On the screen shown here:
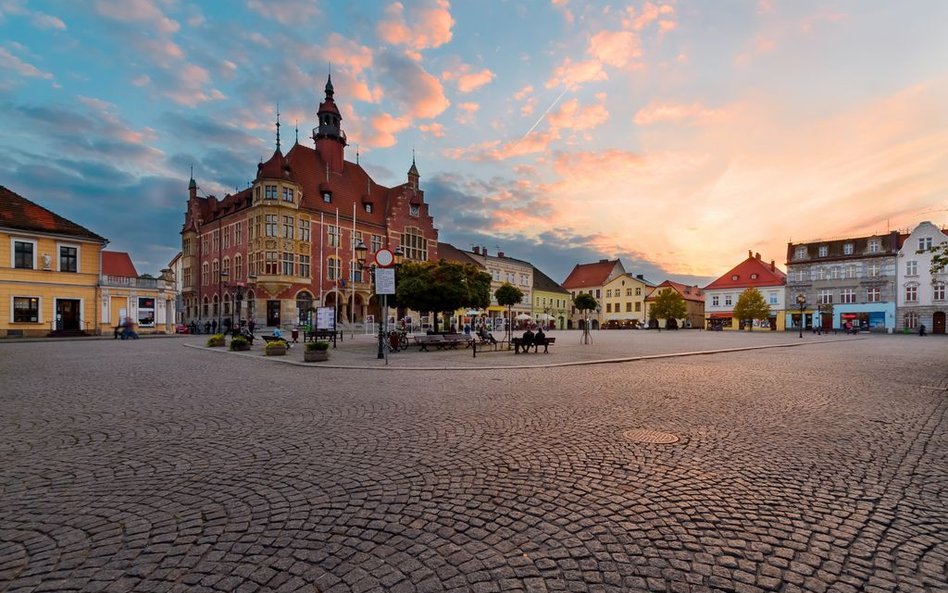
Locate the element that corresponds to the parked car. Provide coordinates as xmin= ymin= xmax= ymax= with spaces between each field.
xmin=174 ymin=324 xmax=190 ymax=334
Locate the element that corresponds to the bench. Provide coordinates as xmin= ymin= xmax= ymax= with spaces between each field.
xmin=413 ymin=335 xmax=444 ymax=351
xmin=262 ymin=334 xmax=291 ymax=348
xmin=442 ymin=334 xmax=473 ymax=349
xmin=512 ymin=336 xmax=556 ymax=354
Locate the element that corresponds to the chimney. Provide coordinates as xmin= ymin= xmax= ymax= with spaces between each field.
xmin=636 ymin=274 xmax=644 ymax=280
xmin=498 ymin=251 xmax=504 ymax=258
xmin=473 ymin=246 xmax=480 ymax=255
xmin=748 ymin=250 xmax=753 ymax=258
xmin=770 ymin=260 xmax=775 ymax=272
xmin=755 ymin=252 xmax=761 ymax=260
xmin=599 ymin=258 xmax=608 ymax=263
xmin=482 ymin=246 xmax=488 ymax=257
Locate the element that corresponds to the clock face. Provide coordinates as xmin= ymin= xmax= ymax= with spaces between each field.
xmin=375 ymin=249 xmax=394 ymax=267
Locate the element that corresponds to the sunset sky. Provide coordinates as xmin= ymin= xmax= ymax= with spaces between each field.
xmin=1 ymin=0 xmax=946 ymax=285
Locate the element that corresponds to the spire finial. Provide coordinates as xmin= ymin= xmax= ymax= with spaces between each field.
xmin=294 ymin=120 xmax=299 ymax=144
xmin=275 ymin=104 xmax=281 ymax=151
xmin=355 ymin=143 xmax=359 ymax=165
xmin=188 ymin=164 xmax=197 ymax=190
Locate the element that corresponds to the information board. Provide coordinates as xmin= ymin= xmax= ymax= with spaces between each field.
xmin=316 ymin=306 xmax=335 ymax=330
xmin=375 ymin=268 xmax=396 ymax=295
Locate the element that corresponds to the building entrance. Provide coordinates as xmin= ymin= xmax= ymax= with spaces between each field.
xmin=934 ymin=311 xmax=946 ymax=334
xmin=56 ymin=299 xmax=81 ymax=331
xmin=266 ymin=300 xmax=281 ymax=327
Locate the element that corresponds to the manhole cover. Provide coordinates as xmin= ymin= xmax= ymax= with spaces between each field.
xmin=622 ymin=429 xmax=680 ymax=444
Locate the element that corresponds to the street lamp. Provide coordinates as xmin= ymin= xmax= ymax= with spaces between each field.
xmin=795 ymin=292 xmax=807 ymax=339
xmin=219 ymin=268 xmax=229 ymax=331
xmin=356 ymin=241 xmax=404 ymax=360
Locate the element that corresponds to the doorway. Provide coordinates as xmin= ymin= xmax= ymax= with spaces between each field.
xmin=56 ymin=299 xmax=81 ymax=331
xmin=934 ymin=311 xmax=946 ymax=334
xmin=266 ymin=300 xmax=281 ymax=327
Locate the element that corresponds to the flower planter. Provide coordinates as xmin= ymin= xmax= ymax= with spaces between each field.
xmin=304 ymin=350 xmax=329 ymax=362
xmin=231 ymin=343 xmax=251 ymax=352
xmin=265 ymin=346 xmax=287 ymax=356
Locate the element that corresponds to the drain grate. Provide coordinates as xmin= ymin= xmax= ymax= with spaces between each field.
xmin=622 ymin=429 xmax=680 ymax=444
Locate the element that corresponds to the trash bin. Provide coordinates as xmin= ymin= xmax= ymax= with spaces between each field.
xmin=291 ymin=328 xmax=299 ymax=343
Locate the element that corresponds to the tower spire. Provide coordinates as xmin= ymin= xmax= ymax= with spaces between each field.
xmin=275 ymin=104 xmax=281 ymax=151
xmin=294 ymin=120 xmax=299 ymax=144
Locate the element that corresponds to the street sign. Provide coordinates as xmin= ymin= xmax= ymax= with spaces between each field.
xmin=375 ymin=248 xmax=394 ymax=267
xmin=375 ymin=267 xmax=396 ymax=294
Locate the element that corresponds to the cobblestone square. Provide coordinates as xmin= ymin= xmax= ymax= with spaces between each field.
xmin=1 ymin=333 xmax=946 ymax=592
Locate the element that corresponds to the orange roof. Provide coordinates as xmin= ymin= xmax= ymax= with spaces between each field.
xmin=562 ymin=259 xmax=622 ymax=289
xmin=646 ymin=280 xmax=705 ymax=303
xmin=102 ymin=251 xmax=138 ymax=278
xmin=704 ymin=253 xmax=786 ymax=290
xmin=0 ymin=185 xmax=107 ymax=243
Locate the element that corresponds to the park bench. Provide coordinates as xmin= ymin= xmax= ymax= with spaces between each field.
xmin=442 ymin=334 xmax=474 ymax=349
xmin=512 ymin=336 xmax=556 ymax=354
xmin=413 ymin=335 xmax=444 ymax=351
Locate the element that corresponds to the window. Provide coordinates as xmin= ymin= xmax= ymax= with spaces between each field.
xmin=919 ymin=237 xmax=932 ymax=251
xmin=843 ymin=243 xmax=854 ymax=255
xmin=234 ymin=254 xmax=242 ymax=280
xmin=595 ymin=289 xmax=601 ymax=299
xmin=265 ymin=214 xmax=278 ymax=237
xmin=768 ymin=292 xmax=778 ymax=305
xmin=625 ymin=303 xmax=632 ymax=312
xmin=265 ymin=185 xmax=277 ymax=200
xmin=282 ymin=187 xmax=294 ymax=202
xmin=364 ymin=203 xmax=373 ymax=213
xmin=606 ymin=290 xmax=612 ymax=298
xmin=322 ymin=192 xmax=331 ymax=203
xmin=212 ymin=260 xmax=220 ymax=284
xmin=606 ymin=303 xmax=612 ymax=313
xmin=635 ymin=287 xmax=642 ymax=296
xmin=327 ymin=256 xmax=340 ymax=280
xmin=213 ymin=230 xmax=219 ymax=252
xmin=903 ymin=312 xmax=918 ymax=329
xmin=867 ymin=288 xmax=880 ymax=303
xmin=13 ymin=240 xmax=34 ymax=269
xmin=299 ymin=255 xmax=310 ymax=278
xmin=202 ymin=262 xmax=209 ymax=285
xmin=351 ymin=231 xmax=364 ymax=249
xmin=350 ymin=260 xmax=362 ymax=283
xmin=906 ymin=260 xmax=917 ymax=276
xmin=635 ymin=302 xmax=641 ymax=312
xmin=934 ymin=282 xmax=946 ymax=301
xmin=868 ymin=240 xmax=880 ymax=253
xmin=840 ymin=289 xmax=855 ymax=304
xmin=750 ymin=273 xmax=758 ymax=280
xmin=265 ymin=251 xmax=278 ymax=275
xmin=253 ymin=216 xmax=261 ymax=240
xmin=235 ymin=222 xmax=242 ymax=245
xmin=222 ymin=257 xmax=230 ymax=280
xmin=724 ymin=295 xmax=732 ymax=306
xmin=282 ymin=252 xmax=294 ymax=275
xmin=831 ymin=267 xmax=840 ymax=280
xmin=183 ymin=238 xmax=192 ymax=257
xmin=254 ymin=186 xmax=261 ymax=202
xmin=401 ymin=226 xmax=428 ymax=261
xmin=327 ymin=225 xmax=339 ymax=247
xmin=59 ymin=245 xmax=78 ymax=273
xmin=13 ymin=297 xmax=39 ymax=323
xmin=223 ymin=228 xmax=231 ymax=249
xmin=409 ymin=204 xmax=420 ymax=217
xmin=818 ymin=289 xmax=833 ymax=304
xmin=283 ymin=215 xmax=294 ymax=239
xmin=818 ymin=267 xmax=826 ymax=280
xmin=712 ymin=295 xmax=719 ymax=307
xmin=818 ymin=245 xmax=828 ymax=257
xmin=183 ymin=267 xmax=192 ymax=287
xmin=847 ymin=265 xmax=857 ymax=279
xmin=248 ymin=252 xmax=256 ymax=277
xmin=731 ymin=275 xmax=739 ymax=281
xmin=626 ymin=288 xmax=633 ymax=297
xmin=905 ymin=285 xmax=917 ymax=302
xmin=299 ymin=219 xmax=310 ymax=242
xmin=794 ymin=246 xmax=807 ymax=260
xmin=869 ymin=263 xmax=880 ymax=277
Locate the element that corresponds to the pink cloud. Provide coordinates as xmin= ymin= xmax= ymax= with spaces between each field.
xmin=587 ymin=30 xmax=641 ymax=68
xmin=548 ymin=98 xmax=609 ymax=132
xmin=0 ymin=46 xmax=53 ymax=80
xmin=364 ymin=112 xmax=411 ymax=148
xmin=322 ymin=33 xmax=374 ymax=74
xmin=94 ymin=0 xmax=179 ymax=35
xmin=419 ymin=122 xmax=445 ymax=138
xmin=245 ymin=0 xmax=319 ymax=25
xmin=442 ymin=66 xmax=495 ymax=93
xmin=32 ymin=13 xmax=66 ymax=30
xmin=445 ymin=129 xmax=560 ymax=162
xmin=378 ymin=0 xmax=454 ymax=51
xmin=545 ymin=57 xmax=607 ymax=89
xmin=633 ymin=101 xmax=722 ymax=125
xmin=455 ymin=102 xmax=479 ymax=125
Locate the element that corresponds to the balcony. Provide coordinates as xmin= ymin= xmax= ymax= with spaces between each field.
xmin=100 ymin=275 xmax=167 ymax=289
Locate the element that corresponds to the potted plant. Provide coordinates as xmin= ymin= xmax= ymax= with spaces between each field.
xmin=265 ymin=339 xmax=288 ymax=356
xmin=229 ymin=335 xmax=251 ymax=351
xmin=206 ymin=333 xmax=225 ymax=347
xmin=304 ymin=340 xmax=330 ymax=362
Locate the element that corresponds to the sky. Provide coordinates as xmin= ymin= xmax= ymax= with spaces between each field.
xmin=1 ymin=0 xmax=947 ymax=286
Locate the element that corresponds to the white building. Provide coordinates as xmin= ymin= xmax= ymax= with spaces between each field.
xmin=897 ymin=221 xmax=948 ymax=334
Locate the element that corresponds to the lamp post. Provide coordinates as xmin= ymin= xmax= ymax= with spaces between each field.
xmin=218 ymin=268 xmax=229 ymax=331
xmin=795 ymin=292 xmax=807 ymax=339
xmin=356 ymin=242 xmax=403 ymax=360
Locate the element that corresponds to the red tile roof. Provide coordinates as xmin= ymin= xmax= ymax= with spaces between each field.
xmin=102 ymin=251 xmax=138 ymax=278
xmin=0 ymin=185 xmax=107 ymax=243
xmin=256 ymin=149 xmax=291 ymax=181
xmin=704 ymin=253 xmax=786 ymax=291
xmin=646 ymin=280 xmax=705 ymax=303
xmin=437 ymin=242 xmax=483 ymax=267
xmin=562 ymin=260 xmax=622 ymax=289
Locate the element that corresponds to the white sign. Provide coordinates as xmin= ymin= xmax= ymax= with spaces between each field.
xmin=316 ymin=306 xmax=335 ymax=330
xmin=375 ymin=249 xmax=394 ymax=267
xmin=375 ymin=267 xmax=396 ymax=294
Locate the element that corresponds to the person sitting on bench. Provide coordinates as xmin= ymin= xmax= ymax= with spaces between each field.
xmin=534 ymin=327 xmax=547 ymax=349
xmin=478 ymin=324 xmax=497 ymax=344
xmin=520 ymin=327 xmax=535 ymax=352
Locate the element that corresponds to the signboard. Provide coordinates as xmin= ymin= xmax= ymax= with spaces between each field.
xmin=375 ymin=267 xmax=396 ymax=294
xmin=375 ymin=249 xmax=394 ymax=267
xmin=316 ymin=306 xmax=335 ymax=330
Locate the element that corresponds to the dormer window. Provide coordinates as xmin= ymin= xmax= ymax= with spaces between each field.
xmin=731 ymin=274 xmax=739 ymax=281
xmin=868 ymin=240 xmax=880 ymax=253
xmin=794 ymin=246 xmax=806 ymax=260
xmin=265 ymin=185 xmax=277 ymax=200
xmin=322 ymin=192 xmax=331 ymax=203
xmin=364 ymin=203 xmax=373 ymax=213
xmin=409 ymin=204 xmax=420 ymax=217
xmin=843 ymin=243 xmax=854 ymax=255
xmin=818 ymin=245 xmax=828 ymax=257
xmin=282 ymin=187 xmax=294 ymax=203
xmin=750 ymin=273 xmax=758 ymax=280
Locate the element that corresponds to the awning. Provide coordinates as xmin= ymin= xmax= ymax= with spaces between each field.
xmin=707 ymin=313 xmax=732 ymax=319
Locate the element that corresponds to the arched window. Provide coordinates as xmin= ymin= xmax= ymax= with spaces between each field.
xmin=212 ymin=259 xmax=220 ymax=284
xmin=296 ymin=291 xmax=313 ymax=324
xmin=904 ymin=312 xmax=918 ymax=329
xmin=202 ymin=262 xmax=209 ymax=286
xmin=223 ymin=292 xmax=231 ymax=315
xmin=212 ymin=294 xmax=219 ymax=317
xmin=222 ymin=257 xmax=230 ymax=280
xmin=234 ymin=254 xmax=242 ymax=280
xmin=202 ymin=296 xmax=209 ymax=317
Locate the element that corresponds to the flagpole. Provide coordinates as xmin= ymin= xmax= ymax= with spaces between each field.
xmin=351 ymin=201 xmax=356 ymax=339
xmin=335 ymin=207 xmax=340 ymax=329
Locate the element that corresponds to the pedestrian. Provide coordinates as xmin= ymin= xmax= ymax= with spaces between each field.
xmin=919 ymin=324 xmax=927 ymax=337
xmin=121 ymin=317 xmax=139 ymax=340
xmin=248 ymin=319 xmax=255 ymax=334
xmin=211 ymin=319 xmax=218 ymax=334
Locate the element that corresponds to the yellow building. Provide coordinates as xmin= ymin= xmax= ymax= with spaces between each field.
xmin=602 ymin=273 xmax=655 ymax=328
xmin=1 ymin=186 xmax=108 ymax=337
xmin=100 ymin=251 xmax=177 ymax=335
xmin=531 ymin=266 xmax=570 ymax=330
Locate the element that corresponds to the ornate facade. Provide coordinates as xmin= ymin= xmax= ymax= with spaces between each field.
xmin=180 ymin=77 xmax=439 ymax=329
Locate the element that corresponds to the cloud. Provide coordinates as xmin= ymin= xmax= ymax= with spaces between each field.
xmin=93 ymin=0 xmax=179 ymax=35
xmin=633 ymin=101 xmax=723 ymax=125
xmin=547 ymin=97 xmax=609 ymax=132
xmin=545 ymin=57 xmax=607 ymax=90
xmin=245 ymin=0 xmax=319 ymax=25
xmin=31 ymin=12 xmax=66 ymax=30
xmin=376 ymin=50 xmax=449 ymax=119
xmin=419 ymin=122 xmax=445 ymax=138
xmin=444 ymin=128 xmax=560 ymax=162
xmin=0 ymin=46 xmax=53 ymax=80
xmin=442 ymin=64 xmax=495 ymax=93
xmin=378 ymin=0 xmax=454 ymax=51
xmin=587 ymin=30 xmax=640 ymax=68
xmin=455 ymin=102 xmax=479 ymax=125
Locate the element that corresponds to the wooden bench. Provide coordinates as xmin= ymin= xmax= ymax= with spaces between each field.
xmin=442 ymin=334 xmax=473 ymax=349
xmin=413 ymin=335 xmax=444 ymax=351
xmin=512 ymin=336 xmax=556 ymax=354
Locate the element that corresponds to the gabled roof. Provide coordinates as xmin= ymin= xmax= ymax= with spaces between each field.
xmin=0 ymin=185 xmax=107 ymax=243
xmin=437 ymin=242 xmax=483 ymax=267
xmin=562 ymin=259 xmax=622 ymax=289
xmin=533 ymin=266 xmax=569 ymax=294
xmin=646 ymin=280 xmax=705 ymax=303
xmin=102 ymin=251 xmax=138 ymax=278
xmin=704 ymin=253 xmax=786 ymax=291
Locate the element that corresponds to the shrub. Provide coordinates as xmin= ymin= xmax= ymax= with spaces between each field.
xmin=265 ymin=339 xmax=288 ymax=351
xmin=306 ymin=341 xmax=330 ymax=352
xmin=229 ymin=336 xmax=249 ymax=350
xmin=206 ymin=333 xmax=225 ymax=347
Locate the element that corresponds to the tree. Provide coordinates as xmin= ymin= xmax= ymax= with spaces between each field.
xmin=920 ymin=242 xmax=948 ymax=275
xmin=396 ymin=260 xmax=491 ymax=332
xmin=732 ymin=288 xmax=772 ymax=331
xmin=495 ymin=283 xmax=524 ymax=343
xmin=573 ymin=293 xmax=598 ymax=344
xmin=649 ymin=289 xmax=687 ymax=329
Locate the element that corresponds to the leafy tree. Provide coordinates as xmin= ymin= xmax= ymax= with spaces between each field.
xmin=495 ymin=283 xmax=524 ymax=342
xmin=732 ymin=288 xmax=772 ymax=331
xmin=396 ymin=260 xmax=491 ymax=332
xmin=649 ymin=289 xmax=687 ymax=328
xmin=920 ymin=242 xmax=948 ymax=275
xmin=573 ymin=293 xmax=598 ymax=344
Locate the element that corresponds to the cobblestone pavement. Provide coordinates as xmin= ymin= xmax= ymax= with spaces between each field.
xmin=1 ymin=334 xmax=946 ymax=592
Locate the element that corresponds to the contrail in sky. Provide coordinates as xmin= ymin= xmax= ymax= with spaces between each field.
xmin=520 ymin=86 xmax=569 ymax=140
